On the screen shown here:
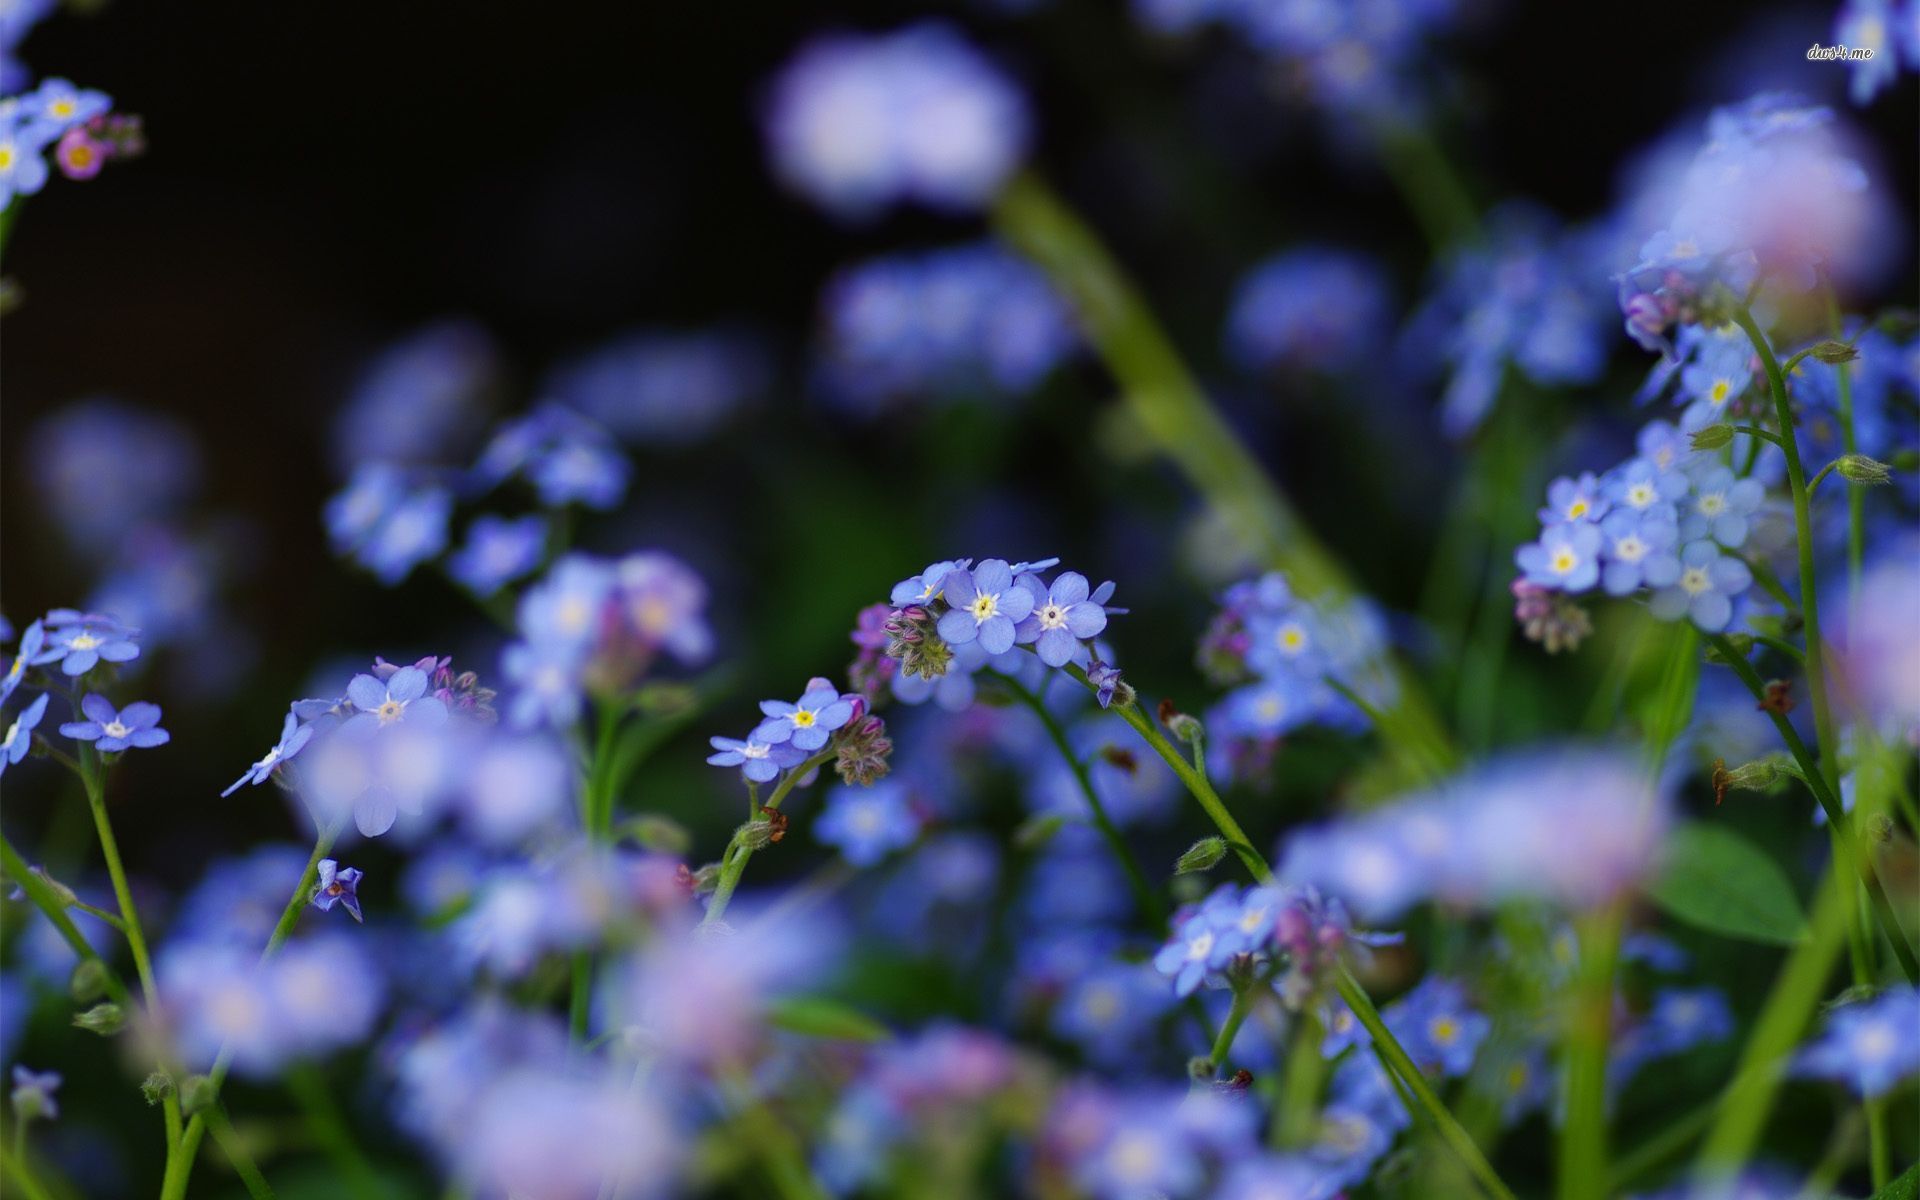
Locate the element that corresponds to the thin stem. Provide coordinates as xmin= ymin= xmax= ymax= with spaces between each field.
xmin=0 ymin=1147 xmax=56 ymax=1200
xmin=204 ymin=1104 xmax=276 ymax=1200
xmin=989 ymin=670 xmax=1162 ymax=925
xmin=1558 ymin=904 xmax=1626 ymax=1200
xmin=163 ymin=827 xmax=339 ymax=1200
xmin=1705 ymin=633 xmax=1919 ymax=983
xmin=1336 ymin=968 xmax=1517 ymax=1200
xmin=702 ymin=749 xmax=835 ymax=927
xmin=1205 ymin=984 xmax=1254 ymax=1075
xmin=1823 ymin=289 xmax=1864 ymax=611
xmin=1604 ymin=1062 xmax=1780 ymax=1192
xmin=1275 ymin=1009 xmax=1328 ymax=1148
xmin=0 ymin=833 xmax=130 ymax=1006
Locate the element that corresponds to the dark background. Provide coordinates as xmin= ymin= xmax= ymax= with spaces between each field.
xmin=1 ymin=0 xmax=1914 ymax=867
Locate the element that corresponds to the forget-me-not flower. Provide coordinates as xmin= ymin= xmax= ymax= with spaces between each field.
xmin=0 ymin=694 xmax=49 ymax=776
xmin=1015 ymin=571 xmax=1108 ymax=666
xmin=59 ymin=694 xmax=169 ymax=751
xmin=221 ymin=710 xmax=316 ymax=797
xmin=310 ymin=859 xmax=365 ymax=923
xmin=1598 ymin=509 xmax=1681 ymax=596
xmin=936 ymin=559 xmax=1033 ymax=655
xmin=754 ymin=680 xmax=855 ymax=752
xmin=1515 ymin=522 xmax=1602 ymax=592
xmin=341 ymin=667 xmax=449 ymax=737
xmin=1649 ymin=540 xmax=1753 ymax=632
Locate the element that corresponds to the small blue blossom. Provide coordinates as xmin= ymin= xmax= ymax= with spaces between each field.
xmin=221 ymin=710 xmax=316 ymax=797
xmin=360 ymin=485 xmax=453 ymax=584
xmin=1226 ymin=248 xmax=1392 ymax=375
xmin=19 ymin=78 xmax=110 ymax=135
xmin=1674 ymin=327 xmax=1753 ymax=431
xmin=542 ymin=327 xmax=769 ymax=447
xmin=1598 ymin=508 xmax=1681 ymax=596
xmin=1649 ymin=540 xmax=1753 ymax=632
xmin=1152 ymin=890 xmax=1238 ymax=997
xmin=706 ymin=732 xmax=808 ymax=784
xmin=1834 ymin=0 xmax=1903 ymax=104
xmin=44 ymin=615 xmax=140 ymax=676
xmin=1606 ymin=458 xmax=1689 ymax=517
xmin=1515 ymin=521 xmax=1602 ymax=592
xmin=1539 ymin=472 xmax=1611 ymax=526
xmin=890 ymin=558 xmax=972 ymax=608
xmin=341 ymin=667 xmax=450 ymax=737
xmin=754 ymin=680 xmax=855 ymax=751
xmin=59 ymin=694 xmax=169 ymax=751
xmin=1635 ymin=418 xmax=1696 ymax=475
xmin=501 ymin=640 xmax=587 ymax=730
xmin=1641 ymin=986 xmax=1734 ymax=1057
xmin=814 ymin=780 xmax=921 ymax=867
xmin=0 ymin=117 xmax=55 ymax=207
xmin=310 ymin=859 xmax=365 ymax=923
xmin=473 ymin=404 xmax=630 ymax=510
xmin=1015 ymin=571 xmax=1109 ymax=666
xmin=1214 ymin=1154 xmax=1342 ymax=1200
xmin=1679 ymin=464 xmax=1765 ymax=548
xmin=1051 ymin=960 xmax=1174 ymax=1067
xmin=935 ymin=559 xmax=1035 ymax=655
xmin=0 ymin=694 xmax=49 ymax=776
xmin=1 ymin=620 xmax=56 ymax=704
xmin=1085 ymin=659 xmax=1125 ymax=709
xmin=447 ymin=515 xmax=547 ymax=598
xmin=1384 ymin=977 xmax=1489 ymax=1078
xmin=330 ymin=320 xmax=496 ymax=475
xmin=9 ymin=1065 xmax=60 ymax=1121
xmin=1795 ymin=986 xmax=1920 ymax=1098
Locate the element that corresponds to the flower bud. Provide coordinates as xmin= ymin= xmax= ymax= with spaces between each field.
xmin=71 ymin=1002 xmax=124 ymax=1036
xmin=1836 ymin=454 xmax=1891 ymax=485
xmin=689 ymin=863 xmax=722 ymax=894
xmin=1175 ymin=837 xmax=1228 ymax=875
xmin=1810 ymin=340 xmax=1858 ymax=364
xmin=738 ymin=819 xmax=779 ymax=852
xmin=1187 ymin=1055 xmax=1215 ymax=1082
xmin=141 ymin=1071 xmax=175 ymax=1107
xmin=1690 ymin=423 xmax=1735 ymax=451
xmin=1165 ymin=711 xmax=1206 ymax=749
xmin=68 ymin=959 xmax=110 ymax=1003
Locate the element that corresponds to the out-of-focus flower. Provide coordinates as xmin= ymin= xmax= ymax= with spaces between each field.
xmin=1833 ymin=542 xmax=1920 ymax=730
xmin=542 ymin=327 xmax=769 ymax=446
xmin=1647 ymin=540 xmax=1753 ymax=632
xmin=27 ymin=400 xmax=201 ymax=559
xmin=43 ymin=613 xmax=141 ymax=677
xmin=815 ymin=242 xmax=1076 ymax=414
xmin=159 ymin=934 xmax=386 ymax=1078
xmin=9 ymin=1065 xmax=59 ymax=1121
xmin=764 ymin=23 xmax=1028 ymax=220
xmin=1515 ymin=521 xmax=1603 ymax=592
xmin=1832 ymin=0 xmax=1906 ymax=104
xmin=815 ymin=780 xmax=922 ymax=866
xmin=1227 ymin=248 xmax=1393 ymax=375
xmin=0 ymin=694 xmax=49 ymax=776
xmin=220 ymin=710 xmax=315 ymax=796
xmin=1794 ymin=985 xmax=1919 ymax=1098
xmin=331 ymin=320 xmax=498 ymax=475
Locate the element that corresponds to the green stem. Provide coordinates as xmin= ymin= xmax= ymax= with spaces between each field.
xmin=1336 ymin=968 xmax=1518 ymax=1200
xmin=1205 ymin=984 xmax=1254 ymax=1075
xmin=989 ymin=670 xmax=1162 ymax=925
xmin=1823 ymin=289 xmax=1864 ymax=610
xmin=0 ymin=833 xmax=130 ymax=1006
xmin=1369 ymin=119 xmax=1481 ymax=251
xmin=722 ymin=1072 xmax=830 ymax=1200
xmin=204 ymin=1104 xmax=276 ymax=1200
xmin=0 ymin=1147 xmax=56 ymax=1200
xmin=702 ymin=749 xmax=835 ymax=927
xmin=991 ymin=173 xmax=1455 ymax=784
xmin=286 ymin=1064 xmax=385 ymax=1198
xmin=1705 ymin=633 xmax=1919 ymax=983
xmin=1276 ymin=1009 xmax=1328 ymax=1148
xmin=163 ymin=827 xmax=338 ymax=1200
xmin=1558 ymin=904 xmax=1626 ymax=1200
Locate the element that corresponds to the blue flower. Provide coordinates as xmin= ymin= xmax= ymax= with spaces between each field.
xmin=0 ymin=117 xmax=55 ymax=207
xmin=541 ymin=327 xmax=768 ymax=447
xmin=19 ymin=78 xmax=109 ymax=136
xmin=44 ymin=615 xmax=140 ymax=676
xmin=1649 ymin=540 xmax=1753 ymax=631
xmin=1538 ymin=472 xmax=1610 ymax=526
xmin=763 ymin=23 xmax=1029 ymax=220
xmin=1085 ymin=659 xmax=1125 ymax=709
xmin=1605 ymin=458 xmax=1689 ymax=518
xmin=359 ymin=485 xmax=453 ymax=584
xmin=473 ymin=405 xmax=629 ymax=510
xmin=221 ymin=710 xmax=316 ymax=797
xmin=1152 ymin=890 xmax=1239 ymax=996
xmin=1675 ymin=328 xmax=1753 ymax=430
xmin=935 ymin=559 xmax=1034 ymax=655
xmin=59 ymin=694 xmax=169 ymax=752
xmin=1215 ymin=1155 xmax=1342 ymax=1200
xmin=1051 ymin=959 xmax=1174 ymax=1066
xmin=501 ymin=640 xmax=586 ymax=730
xmin=341 ymin=667 xmax=449 ymax=737
xmin=9 ymin=1065 xmax=60 ymax=1121
xmin=814 ymin=780 xmax=921 ymax=867
xmin=447 ymin=515 xmax=547 ymax=598
xmin=1679 ymin=464 xmax=1765 ymax=548
xmin=1635 ymin=419 xmax=1696 ymax=476
xmin=0 ymin=694 xmax=49 ymax=775
xmin=1226 ymin=248 xmax=1391 ymax=374
xmin=1641 ymin=987 xmax=1734 ymax=1057
xmin=1384 ymin=977 xmax=1489 ymax=1078
xmin=890 ymin=558 xmax=972 ymax=608
xmin=1015 ymin=571 xmax=1109 ymax=666
xmin=754 ymin=680 xmax=855 ymax=751
xmin=1598 ymin=508 xmax=1681 ymax=596
xmin=1 ymin=620 xmax=55 ymax=704
xmin=330 ymin=320 xmax=496 ymax=475
xmin=706 ymin=732 xmax=807 ymax=784
xmin=1795 ymin=986 xmax=1919 ymax=1098
xmin=310 ymin=859 xmax=365 ymax=923
xmin=516 ymin=555 xmax=615 ymax=654
xmin=1834 ymin=0 xmax=1902 ymax=104
xmin=1515 ymin=521 xmax=1602 ymax=592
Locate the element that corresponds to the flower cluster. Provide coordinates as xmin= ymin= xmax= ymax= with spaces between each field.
xmin=502 ymin=550 xmax=711 ymax=729
xmin=1 ymin=611 xmax=169 ymax=776
xmin=1513 ymin=418 xmax=1761 ymax=635
xmin=1153 ymin=881 xmax=1393 ymax=1006
xmin=1194 ymin=571 xmax=1391 ymax=779
xmin=814 ymin=241 xmax=1078 ymax=415
xmin=1616 ymin=95 xmax=1891 ymax=353
xmin=0 ymin=77 xmax=142 ymax=207
xmin=1278 ymin=745 xmax=1671 ymax=921
xmin=762 ymin=22 xmax=1029 ymax=220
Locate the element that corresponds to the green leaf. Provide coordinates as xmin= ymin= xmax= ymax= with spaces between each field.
xmin=1866 ymin=1162 xmax=1919 ymax=1200
xmin=766 ymin=996 xmax=892 ymax=1043
xmin=1645 ymin=822 xmax=1809 ymax=946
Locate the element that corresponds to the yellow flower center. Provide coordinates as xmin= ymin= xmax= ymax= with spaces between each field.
xmin=1431 ymin=1016 xmax=1459 ymax=1045
xmin=969 ymin=592 xmax=999 ymax=621
xmin=1698 ymin=493 xmax=1725 ymax=517
xmin=68 ymin=633 xmax=100 ymax=651
xmin=1277 ymin=623 xmax=1306 ymax=654
xmin=103 ymin=720 xmax=130 ymax=739
xmin=376 ymin=699 xmax=405 ymax=723
xmin=1681 ymin=567 xmax=1711 ymax=595
xmin=50 ymin=99 xmax=74 ymax=118
xmin=791 ymin=709 xmax=816 ymax=728
xmin=1627 ymin=483 xmax=1655 ymax=507
xmin=1709 ymin=379 xmax=1732 ymax=406
xmin=1551 ymin=548 xmax=1578 ymax=574
xmin=1567 ymin=499 xmax=1589 ymax=519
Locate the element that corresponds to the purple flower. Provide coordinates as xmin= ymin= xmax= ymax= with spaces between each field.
xmin=1 ymin=694 xmax=49 ymax=775
xmin=9 ymin=1066 xmax=60 ymax=1121
xmin=59 ymin=694 xmax=169 ymax=752
xmin=1016 ymin=571 xmax=1109 ymax=666
xmin=310 ymin=859 xmax=365 ymax=923
xmin=44 ymin=616 xmax=140 ymax=676
xmin=447 ymin=515 xmax=547 ymax=598
xmin=1085 ymin=659 xmax=1125 ymax=709
xmin=221 ymin=710 xmax=316 ymax=797
xmin=1515 ymin=521 xmax=1602 ymax=592
xmin=753 ymin=680 xmax=855 ymax=751
xmin=706 ymin=733 xmax=808 ymax=784
xmin=935 ymin=559 xmax=1033 ymax=655
xmin=1649 ymin=540 xmax=1753 ymax=632
xmin=341 ymin=667 xmax=449 ymax=737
